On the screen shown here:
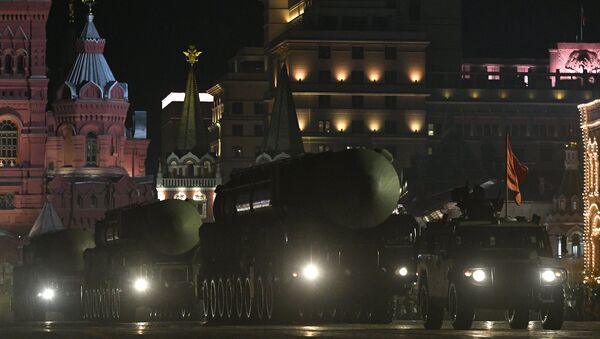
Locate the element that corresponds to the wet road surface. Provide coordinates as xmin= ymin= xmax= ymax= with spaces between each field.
xmin=0 ymin=321 xmax=599 ymax=338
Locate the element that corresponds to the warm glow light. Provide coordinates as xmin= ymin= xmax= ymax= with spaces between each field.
xmin=499 ymin=91 xmax=508 ymax=99
xmin=294 ymin=69 xmax=306 ymax=82
xmin=368 ymin=119 xmax=381 ymax=132
xmin=335 ymin=118 xmax=349 ymax=132
xmin=406 ymin=113 xmax=425 ymax=133
xmin=409 ymin=69 xmax=423 ymax=83
xmin=369 ymin=71 xmax=380 ymax=83
xmin=554 ymin=91 xmax=565 ymax=100
xmin=298 ymin=117 xmax=307 ymax=131
xmin=470 ymin=90 xmax=480 ymax=99
xmin=336 ymin=70 xmax=348 ymax=82
xmin=443 ymin=90 xmax=452 ymax=99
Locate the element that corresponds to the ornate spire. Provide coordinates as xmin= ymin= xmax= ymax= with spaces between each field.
xmin=263 ymin=64 xmax=304 ymax=156
xmin=176 ymin=45 xmax=209 ymax=154
xmin=68 ymin=0 xmax=76 ymax=23
xmin=82 ymin=0 xmax=96 ymax=15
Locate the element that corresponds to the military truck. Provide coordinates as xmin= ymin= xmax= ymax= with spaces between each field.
xmin=416 ymin=186 xmax=565 ymax=330
xmin=12 ymin=229 xmax=95 ymax=320
xmin=81 ymin=199 xmax=203 ymax=321
xmin=198 ymin=149 xmax=408 ymax=324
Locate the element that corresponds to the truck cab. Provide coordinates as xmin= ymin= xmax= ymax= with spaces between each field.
xmin=416 ymin=218 xmax=565 ymax=330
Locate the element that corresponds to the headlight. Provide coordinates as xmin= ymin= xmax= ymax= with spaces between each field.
xmin=302 ymin=264 xmax=320 ymax=281
xmin=464 ymin=268 xmax=490 ymax=285
xmin=396 ymin=267 xmax=409 ymax=277
xmin=540 ymin=268 xmax=566 ymax=285
xmin=38 ymin=288 xmax=56 ymax=301
xmin=133 ymin=277 xmax=150 ymax=293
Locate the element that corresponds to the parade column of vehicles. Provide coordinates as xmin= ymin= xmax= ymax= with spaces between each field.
xmin=12 ymin=149 xmax=422 ymax=323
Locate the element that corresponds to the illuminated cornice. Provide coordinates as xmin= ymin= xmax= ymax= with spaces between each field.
xmin=161 ymin=92 xmax=214 ymax=109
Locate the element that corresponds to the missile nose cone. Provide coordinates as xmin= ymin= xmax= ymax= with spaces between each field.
xmin=317 ymin=149 xmax=400 ymax=229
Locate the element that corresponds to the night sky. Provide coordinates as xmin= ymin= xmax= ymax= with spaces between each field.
xmin=44 ymin=0 xmax=600 ymax=173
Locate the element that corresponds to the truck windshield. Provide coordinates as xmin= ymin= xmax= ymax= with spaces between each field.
xmin=456 ymin=227 xmax=552 ymax=257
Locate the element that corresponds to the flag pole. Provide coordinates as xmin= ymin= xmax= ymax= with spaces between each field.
xmin=505 ymin=132 xmax=509 ymax=219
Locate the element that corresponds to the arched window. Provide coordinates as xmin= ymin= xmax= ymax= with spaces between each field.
xmin=4 ymin=54 xmax=13 ymax=74
xmin=186 ymin=162 xmax=195 ymax=178
xmin=558 ymin=198 xmax=566 ymax=211
xmin=202 ymin=161 xmax=212 ymax=177
xmin=571 ymin=199 xmax=577 ymax=211
xmin=571 ymin=233 xmax=582 ymax=258
xmin=16 ymin=54 xmax=25 ymax=74
xmin=86 ymin=132 xmax=97 ymax=166
xmin=193 ymin=192 xmax=207 ymax=217
xmin=90 ymin=195 xmax=97 ymax=208
xmin=0 ymin=120 xmax=17 ymax=167
xmin=77 ymin=195 xmax=83 ymax=207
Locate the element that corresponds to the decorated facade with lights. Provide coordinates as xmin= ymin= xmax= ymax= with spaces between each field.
xmin=579 ymin=99 xmax=600 ymax=282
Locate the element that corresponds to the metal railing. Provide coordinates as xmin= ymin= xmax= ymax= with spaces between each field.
xmin=157 ymin=177 xmax=221 ymax=188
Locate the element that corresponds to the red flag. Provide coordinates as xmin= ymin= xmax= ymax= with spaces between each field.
xmin=506 ymin=139 xmax=528 ymax=205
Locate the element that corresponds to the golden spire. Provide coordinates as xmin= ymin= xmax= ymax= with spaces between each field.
xmin=183 ymin=45 xmax=203 ymax=66
xmin=68 ymin=0 xmax=76 ymax=23
xmin=82 ymin=0 xmax=96 ymax=15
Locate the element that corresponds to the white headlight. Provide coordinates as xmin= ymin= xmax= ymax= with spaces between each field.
xmin=541 ymin=270 xmax=557 ymax=283
xmin=397 ymin=267 xmax=408 ymax=277
xmin=133 ymin=278 xmax=149 ymax=292
xmin=302 ymin=264 xmax=320 ymax=281
xmin=472 ymin=269 xmax=487 ymax=282
xmin=39 ymin=288 xmax=55 ymax=301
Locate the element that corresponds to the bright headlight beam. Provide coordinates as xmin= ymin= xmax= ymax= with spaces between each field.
xmin=302 ymin=264 xmax=320 ymax=281
xmin=40 ymin=288 xmax=55 ymax=301
xmin=472 ymin=269 xmax=486 ymax=282
xmin=134 ymin=278 xmax=149 ymax=292
xmin=541 ymin=270 xmax=557 ymax=283
xmin=398 ymin=267 xmax=408 ymax=277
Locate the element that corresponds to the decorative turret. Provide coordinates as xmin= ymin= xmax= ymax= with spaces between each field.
xmin=177 ymin=45 xmax=209 ymax=155
xmin=58 ymin=0 xmax=127 ymax=101
xmin=257 ymin=64 xmax=304 ymax=163
xmin=553 ymin=141 xmax=583 ymax=215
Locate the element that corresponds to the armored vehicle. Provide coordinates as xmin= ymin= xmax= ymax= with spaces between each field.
xmin=81 ymin=199 xmax=203 ymax=321
xmin=12 ymin=229 xmax=95 ymax=320
xmin=416 ymin=187 xmax=565 ymax=330
xmin=198 ymin=149 xmax=408 ymax=323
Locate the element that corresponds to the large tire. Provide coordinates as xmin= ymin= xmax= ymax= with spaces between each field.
xmin=418 ymin=282 xmax=443 ymax=330
xmin=243 ymin=276 xmax=253 ymax=321
xmin=234 ymin=277 xmax=244 ymax=321
xmin=217 ymin=278 xmax=225 ymax=319
xmin=209 ymin=279 xmax=217 ymax=320
xmin=225 ymin=278 xmax=234 ymax=320
xmin=506 ymin=308 xmax=529 ymax=329
xmin=201 ymin=279 xmax=210 ymax=319
xmin=264 ymin=275 xmax=274 ymax=322
xmin=255 ymin=275 xmax=265 ymax=321
xmin=541 ymin=289 xmax=565 ymax=330
xmin=448 ymin=283 xmax=474 ymax=330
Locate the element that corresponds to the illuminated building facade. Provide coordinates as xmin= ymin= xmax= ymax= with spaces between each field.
xmin=0 ymin=0 xmax=51 ymax=263
xmin=157 ymin=47 xmax=220 ymax=221
xmin=579 ymin=99 xmax=600 ymax=283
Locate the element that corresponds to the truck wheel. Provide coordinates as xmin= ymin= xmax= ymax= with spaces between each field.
xmin=243 ymin=276 xmax=253 ymax=321
xmin=264 ymin=275 xmax=274 ymax=322
xmin=448 ymin=283 xmax=474 ymax=330
xmin=541 ymin=303 xmax=564 ymax=330
xmin=255 ymin=275 xmax=265 ymax=321
xmin=506 ymin=308 xmax=529 ymax=329
xmin=201 ymin=280 xmax=210 ymax=319
xmin=209 ymin=279 xmax=217 ymax=320
xmin=234 ymin=277 xmax=243 ymax=321
xmin=418 ymin=283 xmax=443 ymax=330
xmin=225 ymin=278 xmax=234 ymax=320
xmin=217 ymin=278 xmax=225 ymax=319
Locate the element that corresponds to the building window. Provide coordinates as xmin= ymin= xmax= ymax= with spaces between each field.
xmin=373 ymin=16 xmax=389 ymax=31
xmin=0 ymin=120 xmax=17 ymax=166
xmin=352 ymin=96 xmax=364 ymax=108
xmin=254 ymin=124 xmax=263 ymax=137
xmin=487 ymin=65 xmax=500 ymax=80
xmin=384 ymin=120 xmax=397 ymax=134
xmin=0 ymin=194 xmax=14 ymax=210
xmin=428 ymin=123 xmax=435 ymax=137
xmin=77 ymin=195 xmax=83 ymax=207
xmin=351 ymin=70 xmax=364 ymax=84
xmin=318 ymin=16 xmax=338 ymax=30
xmin=409 ymin=0 xmax=421 ymax=21
xmin=318 ymin=46 xmax=331 ymax=59
xmin=86 ymin=132 xmax=97 ymax=166
xmin=571 ymin=199 xmax=577 ymax=211
xmin=352 ymin=46 xmax=364 ymax=59
xmin=571 ymin=234 xmax=582 ymax=258
xmin=4 ymin=55 xmax=13 ymax=75
xmin=384 ymin=47 xmax=397 ymax=60
xmin=427 ymin=146 xmax=433 ymax=155
xmin=232 ymin=102 xmax=244 ymax=115
xmin=16 ymin=55 xmax=25 ymax=74
xmin=318 ymin=95 xmax=331 ymax=108
xmin=91 ymin=195 xmax=98 ymax=208
xmin=254 ymin=102 xmax=264 ymax=115
xmin=343 ymin=16 xmax=368 ymax=31
xmin=385 ymin=71 xmax=397 ymax=84
xmin=385 ymin=96 xmax=397 ymax=109
xmin=559 ymin=198 xmax=566 ymax=211
xmin=232 ymin=146 xmax=243 ymax=158
xmin=318 ymin=145 xmax=331 ymax=153
xmin=318 ymin=120 xmax=331 ymax=133
xmin=232 ymin=124 xmax=244 ymax=136
xmin=318 ymin=70 xmax=331 ymax=83
xmin=351 ymin=120 xmax=365 ymax=134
